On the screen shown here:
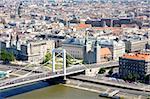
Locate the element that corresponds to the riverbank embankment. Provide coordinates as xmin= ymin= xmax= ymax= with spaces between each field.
xmin=64 ymin=78 xmax=147 ymax=99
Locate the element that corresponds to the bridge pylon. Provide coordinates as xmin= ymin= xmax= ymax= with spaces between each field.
xmin=52 ymin=48 xmax=67 ymax=76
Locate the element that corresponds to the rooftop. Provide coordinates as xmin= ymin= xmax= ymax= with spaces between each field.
xmin=100 ymin=47 xmax=112 ymax=56
xmin=74 ymin=23 xmax=91 ymax=30
xmin=122 ymin=53 xmax=150 ymax=61
xmin=63 ymin=37 xmax=125 ymax=47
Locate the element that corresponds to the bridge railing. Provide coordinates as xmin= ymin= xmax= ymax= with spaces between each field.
xmin=0 ymin=61 xmax=119 ymax=89
xmin=0 ymin=72 xmax=51 ymax=87
xmin=0 ymin=66 xmax=84 ymax=88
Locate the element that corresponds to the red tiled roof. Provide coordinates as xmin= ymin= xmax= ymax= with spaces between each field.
xmin=122 ymin=53 xmax=150 ymax=61
xmin=74 ymin=24 xmax=91 ymax=30
xmin=100 ymin=48 xmax=112 ymax=56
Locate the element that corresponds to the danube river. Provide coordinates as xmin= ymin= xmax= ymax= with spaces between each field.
xmin=8 ymin=85 xmax=104 ymax=99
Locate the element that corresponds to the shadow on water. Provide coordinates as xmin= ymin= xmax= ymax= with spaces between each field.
xmin=0 ymin=77 xmax=65 ymax=99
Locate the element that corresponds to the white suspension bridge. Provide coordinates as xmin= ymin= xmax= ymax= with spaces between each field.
xmin=0 ymin=48 xmax=118 ymax=90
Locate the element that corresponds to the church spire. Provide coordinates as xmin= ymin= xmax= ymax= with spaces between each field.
xmin=9 ymin=34 xmax=13 ymax=47
xmin=16 ymin=35 xmax=19 ymax=48
xmin=95 ymin=37 xmax=99 ymax=46
xmin=85 ymin=30 xmax=89 ymax=44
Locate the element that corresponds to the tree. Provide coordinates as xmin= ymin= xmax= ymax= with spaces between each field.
xmin=0 ymin=50 xmax=15 ymax=64
xmin=132 ymin=73 xmax=140 ymax=81
xmin=42 ymin=52 xmax=52 ymax=64
xmin=66 ymin=54 xmax=73 ymax=67
xmin=123 ymin=76 xmax=127 ymax=81
xmin=127 ymin=73 xmax=133 ymax=81
xmin=8 ymin=52 xmax=15 ymax=61
xmin=108 ymin=68 xmax=113 ymax=76
xmin=120 ymin=97 xmax=125 ymax=99
xmin=98 ymin=68 xmax=106 ymax=74
xmin=124 ymin=73 xmax=141 ymax=82
xmin=147 ymin=95 xmax=150 ymax=99
xmin=144 ymin=75 xmax=150 ymax=84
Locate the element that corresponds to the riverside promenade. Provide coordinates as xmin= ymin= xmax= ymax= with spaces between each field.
xmin=68 ymin=75 xmax=150 ymax=93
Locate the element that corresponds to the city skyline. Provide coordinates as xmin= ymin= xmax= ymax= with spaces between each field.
xmin=0 ymin=0 xmax=150 ymax=99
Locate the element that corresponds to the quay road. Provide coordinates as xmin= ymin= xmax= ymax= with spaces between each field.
xmin=69 ymin=75 xmax=150 ymax=93
xmin=67 ymin=78 xmax=150 ymax=98
xmin=0 ymin=61 xmax=118 ymax=90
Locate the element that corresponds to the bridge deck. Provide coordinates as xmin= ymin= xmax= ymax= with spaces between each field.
xmin=0 ymin=61 xmax=118 ymax=90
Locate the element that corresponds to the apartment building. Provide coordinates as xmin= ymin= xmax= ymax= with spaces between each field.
xmin=0 ymin=39 xmax=55 ymax=63
xmin=119 ymin=53 xmax=150 ymax=83
xmin=124 ymin=39 xmax=148 ymax=53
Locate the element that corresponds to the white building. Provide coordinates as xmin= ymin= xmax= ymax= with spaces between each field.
xmin=20 ymin=40 xmax=55 ymax=63
xmin=62 ymin=37 xmax=125 ymax=61
xmin=99 ymin=38 xmax=125 ymax=61
xmin=0 ymin=39 xmax=55 ymax=63
xmin=62 ymin=38 xmax=84 ymax=59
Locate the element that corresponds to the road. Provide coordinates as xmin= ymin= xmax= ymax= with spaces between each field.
xmin=0 ymin=61 xmax=118 ymax=90
xmin=67 ymin=78 xmax=149 ymax=98
xmin=68 ymin=75 xmax=150 ymax=95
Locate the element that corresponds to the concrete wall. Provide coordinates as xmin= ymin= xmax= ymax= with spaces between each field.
xmin=26 ymin=40 xmax=55 ymax=63
xmin=62 ymin=44 xmax=84 ymax=59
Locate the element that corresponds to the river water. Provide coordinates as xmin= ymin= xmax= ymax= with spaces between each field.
xmin=8 ymin=84 xmax=104 ymax=99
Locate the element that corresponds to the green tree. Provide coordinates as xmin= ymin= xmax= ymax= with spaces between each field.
xmin=108 ymin=68 xmax=113 ymax=76
xmin=0 ymin=50 xmax=15 ymax=64
xmin=132 ymin=73 xmax=140 ymax=81
xmin=98 ymin=68 xmax=106 ymax=74
xmin=147 ymin=96 xmax=150 ymax=99
xmin=144 ymin=75 xmax=150 ymax=83
xmin=66 ymin=54 xmax=73 ymax=67
xmin=124 ymin=73 xmax=141 ymax=82
xmin=8 ymin=52 xmax=15 ymax=61
xmin=147 ymin=97 xmax=150 ymax=99
xmin=127 ymin=73 xmax=133 ymax=81
xmin=120 ymin=97 xmax=125 ymax=99
xmin=42 ymin=52 xmax=52 ymax=64
xmin=123 ymin=76 xmax=127 ymax=81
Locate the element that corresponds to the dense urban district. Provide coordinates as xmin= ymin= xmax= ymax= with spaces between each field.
xmin=0 ymin=0 xmax=150 ymax=99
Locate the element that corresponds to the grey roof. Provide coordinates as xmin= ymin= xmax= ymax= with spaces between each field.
xmin=63 ymin=37 xmax=125 ymax=47
xmin=63 ymin=38 xmax=85 ymax=45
